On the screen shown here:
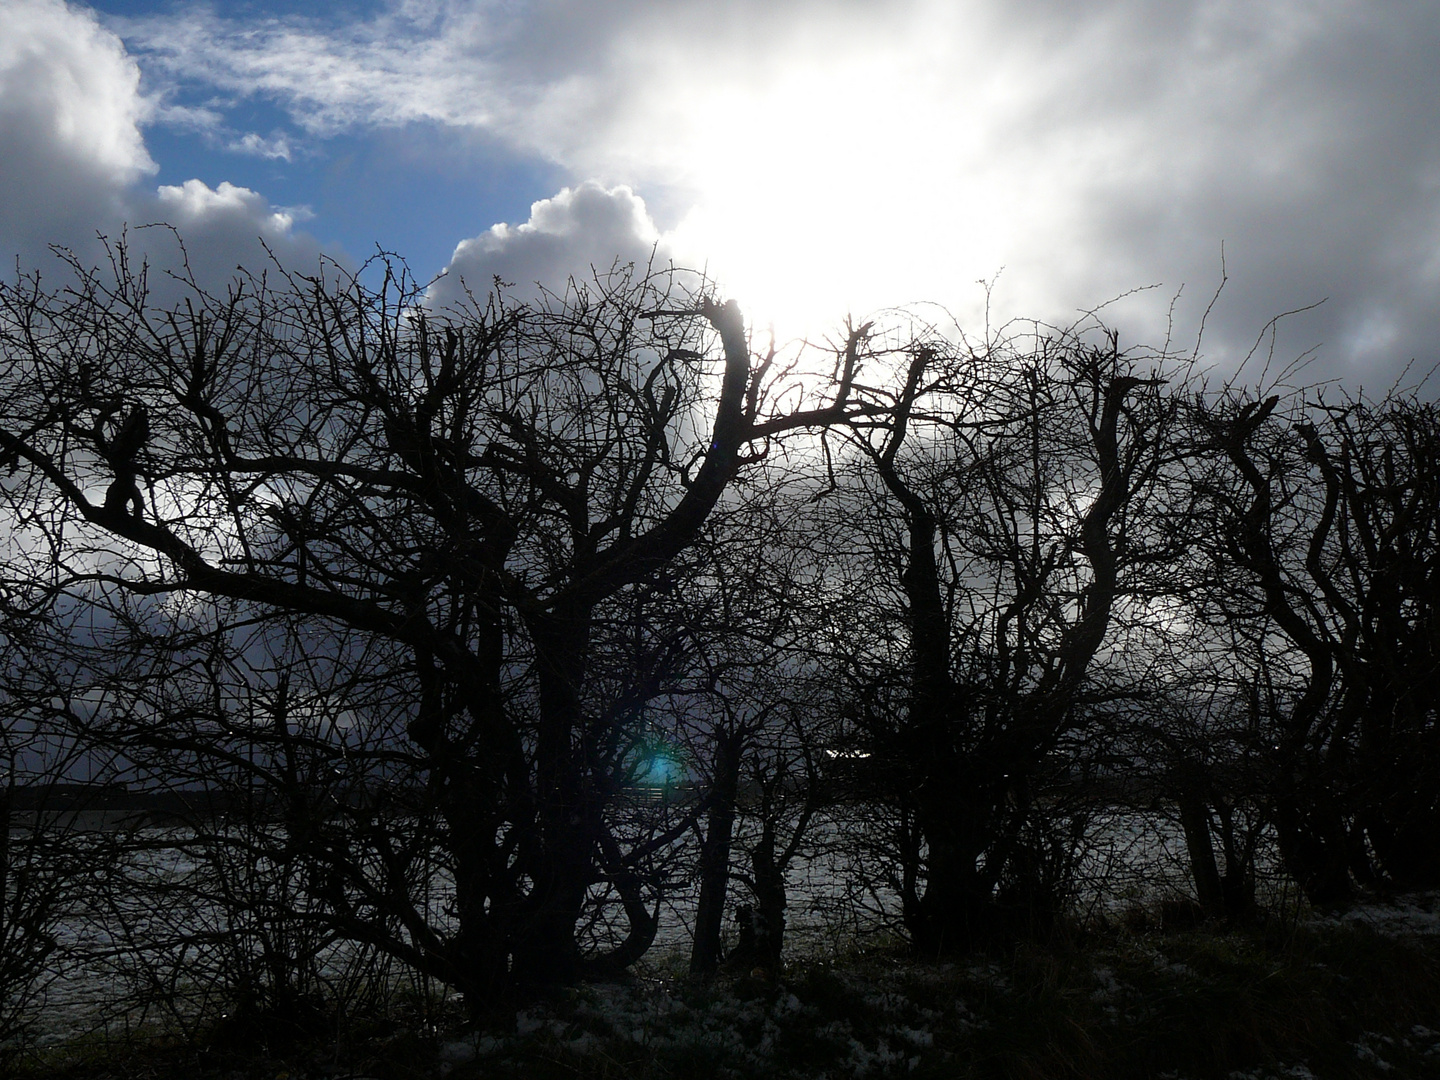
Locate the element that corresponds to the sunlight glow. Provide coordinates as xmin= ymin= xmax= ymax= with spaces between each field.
xmin=651 ymin=29 xmax=1084 ymax=339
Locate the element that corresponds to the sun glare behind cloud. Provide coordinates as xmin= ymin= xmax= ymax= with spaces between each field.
xmin=647 ymin=31 xmax=1091 ymax=341
xmin=14 ymin=0 xmax=1440 ymax=383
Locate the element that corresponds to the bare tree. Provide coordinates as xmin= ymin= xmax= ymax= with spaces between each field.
xmin=0 ymin=244 xmax=884 ymax=1005
xmin=830 ymin=318 xmax=1192 ymax=952
xmin=1193 ymin=389 xmax=1440 ymax=903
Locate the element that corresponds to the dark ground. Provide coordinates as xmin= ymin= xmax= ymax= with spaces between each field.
xmin=15 ymin=899 xmax=1440 ymax=1080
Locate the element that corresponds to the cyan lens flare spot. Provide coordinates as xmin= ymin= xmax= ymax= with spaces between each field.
xmin=632 ymin=742 xmax=686 ymax=789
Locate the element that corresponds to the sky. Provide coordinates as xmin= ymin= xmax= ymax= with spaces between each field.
xmin=4 ymin=0 xmax=1440 ymax=390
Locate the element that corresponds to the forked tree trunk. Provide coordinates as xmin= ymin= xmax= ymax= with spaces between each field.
xmin=908 ymin=792 xmax=995 ymax=955
xmin=1213 ymin=802 xmax=1257 ymax=922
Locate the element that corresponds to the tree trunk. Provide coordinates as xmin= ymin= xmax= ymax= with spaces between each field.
xmin=510 ymin=605 xmax=596 ymax=991
xmin=446 ymin=817 xmax=516 ymax=1011
xmin=511 ymin=860 xmax=588 ymax=989
xmin=0 ymin=767 xmax=9 ymax=957
xmin=908 ymin=795 xmax=993 ymax=956
xmin=1213 ymin=803 xmax=1257 ymax=922
xmin=1271 ymin=793 xmax=1354 ymax=907
xmin=690 ymin=730 xmax=742 ymax=976
xmin=750 ymin=817 xmax=788 ymax=970
xmin=1177 ymin=789 xmax=1224 ymax=919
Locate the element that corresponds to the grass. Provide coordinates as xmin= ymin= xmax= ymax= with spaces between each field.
xmin=12 ymin=908 xmax=1440 ymax=1079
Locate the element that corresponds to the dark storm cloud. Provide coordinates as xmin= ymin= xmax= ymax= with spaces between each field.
xmin=1015 ymin=0 xmax=1440 ymax=388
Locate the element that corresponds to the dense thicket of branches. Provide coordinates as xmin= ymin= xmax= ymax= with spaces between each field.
xmin=1191 ymin=391 xmax=1440 ymax=903
xmin=1 ymin=244 xmax=1437 ymax=1035
xmin=823 ymin=328 xmax=1191 ymax=952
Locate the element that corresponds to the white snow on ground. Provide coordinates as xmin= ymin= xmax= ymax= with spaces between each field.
xmin=1309 ymin=891 xmax=1440 ymax=935
xmin=1225 ymin=1065 xmax=1319 ymax=1080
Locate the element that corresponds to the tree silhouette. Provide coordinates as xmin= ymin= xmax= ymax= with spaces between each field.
xmin=0 ymin=245 xmax=882 ymax=1004
xmin=831 ymin=322 xmax=1191 ymax=951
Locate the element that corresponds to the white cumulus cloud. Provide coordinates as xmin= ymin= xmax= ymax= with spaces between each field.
xmin=0 ymin=0 xmax=155 ymax=255
xmin=154 ymin=179 xmax=307 ymax=237
xmin=136 ymin=180 xmax=322 ymax=290
xmin=428 ymin=181 xmax=678 ymax=308
xmin=0 ymin=0 xmax=326 ymax=289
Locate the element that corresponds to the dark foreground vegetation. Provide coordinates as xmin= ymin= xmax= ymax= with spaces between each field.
xmin=2 ymin=235 xmax=1440 ymax=1073
xmin=16 ymin=906 xmax=1440 ymax=1079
